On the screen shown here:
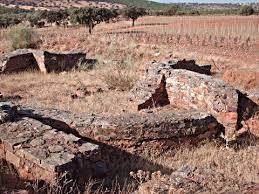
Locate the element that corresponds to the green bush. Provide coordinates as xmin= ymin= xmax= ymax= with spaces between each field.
xmin=239 ymin=5 xmax=254 ymax=16
xmin=8 ymin=25 xmax=41 ymax=50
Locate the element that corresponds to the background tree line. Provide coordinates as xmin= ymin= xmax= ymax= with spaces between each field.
xmin=0 ymin=4 xmax=257 ymax=31
xmin=0 ymin=5 xmax=147 ymax=33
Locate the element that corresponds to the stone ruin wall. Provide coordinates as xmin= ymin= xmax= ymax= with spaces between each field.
xmin=0 ymin=49 xmax=92 ymax=74
xmin=0 ymin=58 xmax=258 ymax=186
xmin=131 ymin=60 xmax=259 ymax=142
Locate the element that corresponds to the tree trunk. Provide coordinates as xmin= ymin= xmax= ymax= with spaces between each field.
xmin=132 ymin=19 xmax=135 ymax=27
xmin=89 ymin=22 xmax=93 ymax=34
xmin=88 ymin=20 xmax=94 ymax=34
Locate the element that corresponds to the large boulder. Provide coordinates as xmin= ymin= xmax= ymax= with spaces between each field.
xmin=130 ymin=61 xmax=259 ymax=142
xmin=130 ymin=60 xmax=212 ymax=111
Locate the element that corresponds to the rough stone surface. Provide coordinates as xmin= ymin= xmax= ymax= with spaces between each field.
xmin=0 ymin=50 xmax=39 ymax=73
xmin=0 ymin=100 xmax=224 ymax=187
xmin=166 ymin=70 xmax=240 ymax=141
xmin=0 ymin=49 xmax=95 ymax=74
xmin=131 ymin=61 xmax=259 ymax=142
xmin=11 ymin=102 xmax=221 ymax=156
xmin=137 ymin=165 xmax=259 ymax=194
xmin=0 ymin=101 xmax=102 ymax=183
xmin=130 ymin=60 xmax=212 ymax=111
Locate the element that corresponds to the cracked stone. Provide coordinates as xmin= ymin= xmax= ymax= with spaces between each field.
xmin=49 ymin=145 xmax=64 ymax=153
xmin=63 ymin=134 xmax=80 ymax=143
xmin=30 ymin=138 xmax=45 ymax=147
xmin=78 ymin=142 xmax=99 ymax=154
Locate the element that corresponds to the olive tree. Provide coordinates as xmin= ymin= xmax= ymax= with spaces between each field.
xmin=70 ymin=8 xmax=118 ymax=34
xmin=45 ymin=10 xmax=69 ymax=26
xmin=239 ymin=5 xmax=254 ymax=16
xmin=0 ymin=14 xmax=22 ymax=28
xmin=122 ymin=6 xmax=146 ymax=27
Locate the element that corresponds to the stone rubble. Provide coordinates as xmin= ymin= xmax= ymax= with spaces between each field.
xmin=0 ymin=58 xmax=258 ymax=191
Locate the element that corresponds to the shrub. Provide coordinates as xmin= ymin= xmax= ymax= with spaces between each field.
xmin=239 ymin=5 xmax=254 ymax=16
xmin=8 ymin=25 xmax=41 ymax=50
xmin=0 ymin=14 xmax=22 ymax=28
xmin=99 ymin=58 xmax=137 ymax=91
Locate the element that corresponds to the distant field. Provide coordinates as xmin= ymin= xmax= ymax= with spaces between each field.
xmin=101 ymin=16 xmax=259 ymax=44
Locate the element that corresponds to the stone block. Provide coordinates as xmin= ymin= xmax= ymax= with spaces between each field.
xmin=6 ymin=150 xmax=20 ymax=168
xmin=0 ymin=50 xmax=39 ymax=74
xmin=130 ymin=61 xmax=258 ymax=142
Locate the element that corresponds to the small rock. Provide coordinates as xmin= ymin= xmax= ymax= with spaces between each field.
xmin=63 ymin=134 xmax=80 ymax=143
xmin=30 ymin=138 xmax=45 ymax=147
xmin=78 ymin=142 xmax=99 ymax=153
xmin=49 ymin=145 xmax=64 ymax=153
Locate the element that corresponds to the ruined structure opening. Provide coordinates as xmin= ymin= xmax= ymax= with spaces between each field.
xmin=138 ymin=74 xmax=170 ymax=110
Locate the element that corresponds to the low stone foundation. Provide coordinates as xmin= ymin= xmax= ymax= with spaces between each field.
xmin=0 ymin=100 xmax=222 ymax=183
xmin=0 ymin=49 xmax=95 ymax=74
xmin=14 ymin=103 xmax=221 ymax=155
xmin=0 ymin=102 xmax=105 ymax=183
xmin=130 ymin=61 xmax=259 ymax=142
xmin=0 ymin=51 xmax=39 ymax=73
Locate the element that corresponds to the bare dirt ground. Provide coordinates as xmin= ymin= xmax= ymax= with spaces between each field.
xmin=0 ymin=15 xmax=259 ymax=193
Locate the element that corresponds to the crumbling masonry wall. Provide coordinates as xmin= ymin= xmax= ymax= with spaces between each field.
xmin=130 ymin=60 xmax=259 ymax=142
xmin=0 ymin=102 xmax=105 ymax=183
xmin=0 ymin=49 xmax=92 ymax=74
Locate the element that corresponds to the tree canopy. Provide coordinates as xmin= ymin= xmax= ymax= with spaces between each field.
xmin=70 ymin=8 xmax=118 ymax=34
xmin=122 ymin=6 xmax=146 ymax=27
xmin=239 ymin=5 xmax=254 ymax=16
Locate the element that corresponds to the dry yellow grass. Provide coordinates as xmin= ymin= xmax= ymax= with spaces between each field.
xmin=0 ymin=70 xmax=137 ymax=115
xmin=0 ymin=16 xmax=258 ymax=113
xmin=151 ymin=140 xmax=259 ymax=184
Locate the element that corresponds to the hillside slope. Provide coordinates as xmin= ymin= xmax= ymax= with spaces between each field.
xmin=101 ymin=0 xmax=167 ymax=10
xmin=0 ymin=0 xmax=167 ymax=10
xmin=0 ymin=0 xmax=125 ymax=10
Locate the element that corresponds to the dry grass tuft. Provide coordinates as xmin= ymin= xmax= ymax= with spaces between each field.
xmin=150 ymin=140 xmax=259 ymax=185
xmin=7 ymin=25 xmax=41 ymax=50
xmin=97 ymin=56 xmax=137 ymax=91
